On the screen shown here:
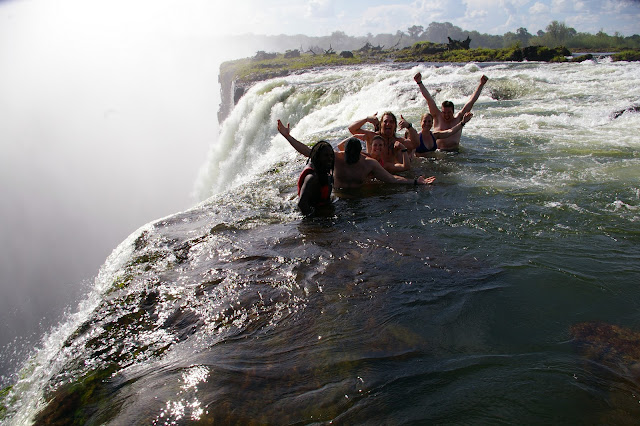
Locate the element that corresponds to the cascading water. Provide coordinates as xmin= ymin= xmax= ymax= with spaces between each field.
xmin=3 ymin=59 xmax=640 ymax=424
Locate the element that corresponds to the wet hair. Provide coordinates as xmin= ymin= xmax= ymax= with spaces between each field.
xmin=372 ymin=135 xmax=385 ymax=144
xmin=308 ymin=141 xmax=334 ymax=184
xmin=345 ymin=137 xmax=362 ymax=165
xmin=381 ymin=111 xmax=398 ymax=134
xmin=442 ymin=101 xmax=455 ymax=111
xmin=421 ymin=113 xmax=433 ymax=122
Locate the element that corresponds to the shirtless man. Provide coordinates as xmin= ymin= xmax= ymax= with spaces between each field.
xmin=348 ymin=112 xmax=414 ymax=172
xmin=414 ymin=72 xmax=488 ymax=151
xmin=277 ymin=120 xmax=435 ymax=189
xmin=339 ymin=134 xmax=407 ymax=172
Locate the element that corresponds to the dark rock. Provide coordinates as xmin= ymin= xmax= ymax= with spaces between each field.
xmin=447 ymin=36 xmax=472 ymax=50
xmin=253 ymin=50 xmax=277 ymax=61
xmin=571 ymin=54 xmax=593 ymax=62
xmin=522 ymin=45 xmax=570 ymax=61
xmin=611 ymin=104 xmax=640 ymax=119
xmin=284 ymin=49 xmax=300 ymax=58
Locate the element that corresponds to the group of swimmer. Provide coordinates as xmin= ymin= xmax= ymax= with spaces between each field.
xmin=277 ymin=72 xmax=489 ymax=215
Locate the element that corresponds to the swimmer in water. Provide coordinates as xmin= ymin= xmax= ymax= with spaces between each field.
xmin=348 ymin=111 xmax=413 ymax=172
xmin=277 ymin=120 xmax=435 ymax=199
xmin=414 ymin=72 xmax=488 ymax=151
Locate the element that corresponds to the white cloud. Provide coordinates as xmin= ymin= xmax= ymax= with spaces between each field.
xmin=529 ymin=1 xmax=550 ymax=14
xmin=306 ymin=0 xmax=335 ymax=18
xmin=359 ymin=3 xmax=416 ymax=34
xmin=468 ymin=8 xmax=488 ymax=18
xmin=550 ymin=0 xmax=573 ymax=12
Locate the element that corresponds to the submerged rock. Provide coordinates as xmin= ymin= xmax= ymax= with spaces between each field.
xmin=571 ymin=321 xmax=640 ymax=380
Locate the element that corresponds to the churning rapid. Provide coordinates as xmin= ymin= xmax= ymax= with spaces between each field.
xmin=3 ymin=59 xmax=640 ymax=424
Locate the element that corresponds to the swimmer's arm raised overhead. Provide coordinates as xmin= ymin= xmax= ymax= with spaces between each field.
xmin=277 ymin=119 xmax=311 ymax=157
xmin=432 ymin=112 xmax=473 ymax=139
xmin=414 ymin=72 xmax=440 ymax=118
xmin=367 ymin=156 xmax=435 ymax=185
xmin=459 ymin=75 xmax=488 ymax=116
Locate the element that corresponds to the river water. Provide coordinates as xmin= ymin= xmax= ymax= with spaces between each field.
xmin=3 ymin=59 xmax=640 ymax=424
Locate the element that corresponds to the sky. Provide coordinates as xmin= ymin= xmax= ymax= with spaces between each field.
xmin=220 ymin=0 xmax=640 ymax=37
xmin=2 ymin=0 xmax=639 ymax=43
xmin=0 ymin=0 xmax=639 ymax=375
xmin=3 ymin=0 xmax=638 ymax=41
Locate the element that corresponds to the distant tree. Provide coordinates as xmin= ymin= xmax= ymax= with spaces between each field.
xmin=424 ymin=22 xmax=465 ymax=44
xmin=516 ymin=27 xmax=532 ymax=45
xmin=392 ymin=30 xmax=405 ymax=49
xmin=544 ymin=21 xmax=576 ymax=46
xmin=408 ymin=25 xmax=424 ymax=38
xmin=467 ymin=30 xmax=503 ymax=48
xmin=330 ymin=31 xmax=348 ymax=49
xmin=503 ymin=31 xmax=518 ymax=47
xmin=503 ymin=27 xmax=532 ymax=48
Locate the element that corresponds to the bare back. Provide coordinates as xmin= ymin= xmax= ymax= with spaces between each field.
xmin=333 ymin=152 xmax=373 ymax=188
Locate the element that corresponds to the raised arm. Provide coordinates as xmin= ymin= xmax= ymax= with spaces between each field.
xmin=348 ymin=113 xmax=380 ymax=141
xmin=459 ymin=75 xmax=488 ymax=116
xmin=414 ymin=72 xmax=440 ymax=118
xmin=432 ymin=112 xmax=473 ymax=139
xmin=277 ymin=119 xmax=311 ymax=157
xmin=337 ymin=134 xmax=367 ymax=152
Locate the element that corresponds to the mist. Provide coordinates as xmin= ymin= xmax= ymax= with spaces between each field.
xmin=0 ymin=0 xmax=264 ymax=379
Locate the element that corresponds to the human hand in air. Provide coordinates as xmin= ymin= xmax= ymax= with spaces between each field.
xmin=417 ymin=175 xmax=436 ymax=185
xmin=480 ymin=75 xmax=488 ymax=85
xmin=398 ymin=115 xmax=412 ymax=130
xmin=414 ymin=72 xmax=422 ymax=84
xmin=367 ymin=113 xmax=380 ymax=128
xmin=277 ymin=119 xmax=290 ymax=137
xmin=462 ymin=112 xmax=474 ymax=124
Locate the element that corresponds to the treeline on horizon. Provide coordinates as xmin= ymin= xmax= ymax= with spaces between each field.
xmin=227 ymin=20 xmax=640 ymax=54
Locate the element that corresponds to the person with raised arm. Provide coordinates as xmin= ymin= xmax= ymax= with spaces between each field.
xmin=342 ymin=134 xmax=409 ymax=172
xmin=414 ymin=72 xmax=488 ymax=151
xmin=347 ymin=111 xmax=415 ymax=172
xmin=409 ymin=112 xmax=474 ymax=157
xmin=277 ymin=120 xmax=434 ymax=204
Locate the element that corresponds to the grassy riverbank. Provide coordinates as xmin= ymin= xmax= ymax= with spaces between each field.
xmin=221 ymin=44 xmax=640 ymax=85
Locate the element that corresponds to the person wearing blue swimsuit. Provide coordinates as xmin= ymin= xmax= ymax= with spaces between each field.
xmin=408 ymin=112 xmax=474 ymax=157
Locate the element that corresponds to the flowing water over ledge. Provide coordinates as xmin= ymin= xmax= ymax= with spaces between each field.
xmin=3 ymin=60 xmax=640 ymax=424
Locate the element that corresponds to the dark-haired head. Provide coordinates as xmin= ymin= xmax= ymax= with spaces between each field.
xmin=309 ymin=140 xmax=334 ymax=179
xmin=345 ymin=137 xmax=362 ymax=165
xmin=442 ymin=100 xmax=455 ymax=111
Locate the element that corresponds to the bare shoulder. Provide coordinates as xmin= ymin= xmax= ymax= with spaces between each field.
xmin=362 ymin=155 xmax=383 ymax=171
